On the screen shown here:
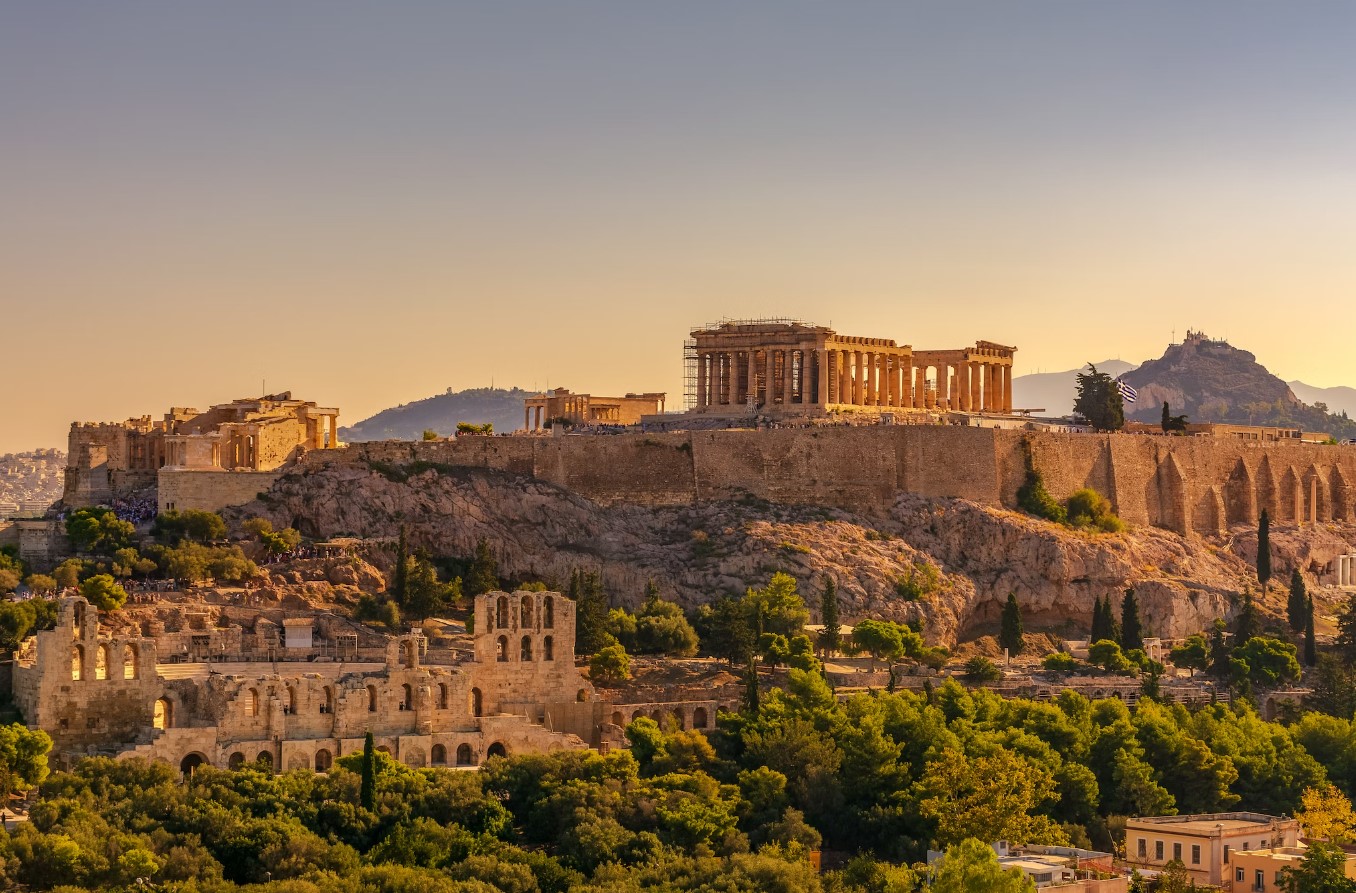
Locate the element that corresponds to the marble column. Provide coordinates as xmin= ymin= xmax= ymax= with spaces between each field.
xmin=970 ymin=362 xmax=981 ymax=413
xmin=764 ymin=349 xmax=775 ymax=407
xmin=883 ymin=356 xmax=894 ymax=407
xmin=897 ymin=360 xmax=907 ymax=408
xmin=783 ymin=350 xmax=794 ymax=405
xmin=696 ymin=353 xmax=708 ymax=408
xmin=860 ymin=352 xmax=873 ymax=406
xmin=747 ymin=352 xmax=757 ymax=408
xmin=851 ymin=351 xmax=862 ymax=405
xmin=914 ymin=366 xmax=925 ymax=409
xmin=1002 ymin=363 xmax=1013 ymax=413
xmin=816 ymin=348 xmax=829 ymax=405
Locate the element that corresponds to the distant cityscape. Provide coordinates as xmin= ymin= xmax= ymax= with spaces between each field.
xmin=0 ymin=448 xmax=63 ymax=518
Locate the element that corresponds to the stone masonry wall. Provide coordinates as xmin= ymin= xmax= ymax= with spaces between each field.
xmin=158 ymin=469 xmax=282 ymax=513
xmin=310 ymin=429 xmax=1356 ymax=536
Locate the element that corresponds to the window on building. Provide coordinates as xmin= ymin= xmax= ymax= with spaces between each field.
xmin=1255 ymin=869 xmax=1264 ymax=891
xmin=1173 ymin=842 xmax=1181 ymax=862
xmin=1138 ymin=839 xmax=1147 ymax=858
xmin=1155 ymin=841 xmax=1163 ymax=861
xmin=1191 ymin=845 xmax=1200 ymax=865
xmin=1236 ymin=868 xmax=1244 ymax=882
xmin=1225 ymin=845 xmax=1231 ymax=864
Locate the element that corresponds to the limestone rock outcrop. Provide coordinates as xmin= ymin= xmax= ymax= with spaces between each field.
xmin=237 ymin=463 xmax=1356 ymax=646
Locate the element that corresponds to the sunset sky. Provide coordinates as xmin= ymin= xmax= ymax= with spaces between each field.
xmin=4 ymin=3 xmax=1356 ymax=452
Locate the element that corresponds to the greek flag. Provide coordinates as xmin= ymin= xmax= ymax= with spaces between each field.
xmin=1116 ymin=379 xmax=1138 ymax=404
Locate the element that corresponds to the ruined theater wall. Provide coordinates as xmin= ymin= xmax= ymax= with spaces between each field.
xmin=158 ymin=469 xmax=282 ymax=513
xmin=315 ymin=430 xmax=1356 ymax=532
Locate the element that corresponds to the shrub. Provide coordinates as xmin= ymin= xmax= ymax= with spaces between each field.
xmin=1043 ymin=652 xmax=1078 ymax=674
xmin=1016 ymin=442 xmax=1066 ymax=524
xmin=964 ymin=655 xmax=1002 ymax=683
xmin=1066 ymin=488 xmax=1125 ymax=533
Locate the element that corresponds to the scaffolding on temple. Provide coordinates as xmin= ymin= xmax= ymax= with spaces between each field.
xmin=682 ymin=338 xmax=698 ymax=411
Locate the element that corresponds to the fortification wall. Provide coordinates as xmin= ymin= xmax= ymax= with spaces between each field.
xmin=158 ymin=469 xmax=282 ymax=514
xmin=315 ymin=430 xmax=1356 ymax=535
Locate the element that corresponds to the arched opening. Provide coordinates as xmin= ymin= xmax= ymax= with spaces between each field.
xmin=543 ymin=596 xmax=554 ymax=629
xmin=401 ymin=683 xmax=413 ymax=711
xmin=671 ymin=709 xmax=685 ymax=730
xmin=496 ymin=636 xmax=509 ymax=662
xmin=487 ymin=742 xmax=507 ymax=759
xmin=520 ymin=635 xmax=533 ymax=661
xmin=651 ymin=708 xmax=664 ymax=722
xmin=95 ymin=644 xmax=109 ymax=680
xmin=456 ymin=743 xmax=473 ymax=766
xmin=367 ymin=684 xmax=378 ymax=712
xmin=180 ymin=752 xmax=208 ymax=777
xmin=123 ymin=644 xmax=138 ymax=680
xmin=71 ymin=645 xmax=85 ymax=681
xmin=693 ymin=706 xmax=708 ymax=729
xmin=315 ymin=749 xmax=333 ymax=772
xmin=542 ymin=636 xmax=554 ymax=661
xmin=248 ymin=688 xmax=260 ymax=717
xmin=496 ymin=595 xmax=509 ymax=629
xmin=577 ymin=689 xmax=589 ymax=703
xmin=153 ymin=697 xmax=172 ymax=730
xmin=611 ymin=711 xmax=624 ymax=726
xmin=520 ymin=597 xmax=533 ymax=627
xmin=286 ymin=686 xmax=297 ymax=715
xmin=321 ymin=686 xmax=334 ymax=715
xmin=438 ymin=683 xmax=449 ymax=709
xmin=431 ymin=744 xmax=447 ymax=765
xmin=228 ymin=751 xmax=246 ymax=769
xmin=73 ymin=601 xmax=85 ymax=631
xmin=256 ymin=751 xmax=273 ymax=770
xmin=471 ymin=688 xmax=483 ymax=717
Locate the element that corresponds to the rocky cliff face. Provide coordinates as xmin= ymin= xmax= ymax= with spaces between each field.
xmin=237 ymin=462 xmax=1356 ymax=646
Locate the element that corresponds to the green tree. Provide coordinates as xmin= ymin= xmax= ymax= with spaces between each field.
xmin=1160 ymin=402 xmax=1189 ymax=433
xmin=0 ymin=723 xmax=51 ymax=825
xmin=466 ymin=539 xmax=500 ymax=596
xmin=1306 ymin=596 xmax=1318 ymax=667
xmin=1091 ymin=594 xmax=1120 ymax=645
xmin=851 ymin=619 xmax=910 ymax=670
xmin=65 ymin=507 xmax=136 ymax=555
xmin=1236 ymin=590 xmax=1263 ymax=644
xmin=965 ymin=655 xmax=1002 ymax=683
xmin=589 ymin=643 xmax=631 ymax=683
xmin=1306 ymin=655 xmax=1356 ymax=717
xmin=742 ymin=656 xmax=760 ymax=713
xmin=571 ymin=570 xmax=614 ymax=655
xmin=1232 ymin=636 xmax=1302 ymax=688
xmin=392 ymin=526 xmax=409 ymax=606
xmin=1279 ymin=841 xmax=1356 ymax=893
xmin=819 ymin=577 xmax=841 ymax=657
xmin=746 ymin=572 xmax=810 ymax=638
xmin=421 ymin=429 xmax=439 ymax=441
xmin=1066 ymin=488 xmax=1125 ymax=533
xmin=928 ymin=839 xmax=1037 ymax=893
xmin=79 ymin=574 xmax=128 ymax=612
xmin=403 ymin=555 xmax=460 ymax=620
xmin=1258 ymin=509 xmax=1273 ymax=590
xmin=1000 ymin=593 xmax=1024 ymax=656
xmin=23 ymin=573 xmax=57 ymax=595
xmin=359 ymin=731 xmax=376 ymax=811
xmin=630 ymin=586 xmax=699 ymax=657
xmin=1120 ymin=589 xmax=1144 ymax=651
xmin=1073 ymin=364 xmax=1126 ymax=432
xmin=696 ymin=595 xmax=756 ymax=666
xmin=1016 ymin=440 xmax=1066 ymax=523
xmin=917 ymin=747 xmax=1068 ymax=849
xmin=0 ymin=601 xmax=38 ymax=651
xmin=1336 ymin=595 xmax=1356 ymax=662
xmin=1169 ymin=634 xmax=1210 ymax=676
xmin=1290 ymin=569 xmax=1310 ymax=633
xmin=152 ymin=509 xmax=226 ymax=545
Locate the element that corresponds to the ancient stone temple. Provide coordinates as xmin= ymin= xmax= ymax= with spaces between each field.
xmin=686 ymin=320 xmax=1016 ymax=416
xmin=523 ymin=388 xmax=666 ymax=431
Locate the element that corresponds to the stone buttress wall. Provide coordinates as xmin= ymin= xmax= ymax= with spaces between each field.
xmin=158 ymin=469 xmax=282 ymax=513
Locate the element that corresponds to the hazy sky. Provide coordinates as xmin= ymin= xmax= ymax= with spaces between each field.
xmin=5 ymin=3 xmax=1356 ymax=452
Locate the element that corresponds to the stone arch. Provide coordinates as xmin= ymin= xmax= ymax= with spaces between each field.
xmin=520 ymin=635 xmax=532 ymax=661
xmin=456 ymin=743 xmax=474 ymax=766
xmin=72 ymin=601 xmax=85 ymax=632
xmin=650 ymin=708 xmax=664 ymax=722
xmin=315 ymin=749 xmax=333 ymax=772
xmin=470 ymin=688 xmax=483 ymax=717
xmin=153 ymin=697 xmax=173 ymax=730
xmin=228 ymin=751 xmax=246 ymax=769
xmin=367 ymin=684 xmax=379 ymax=712
xmin=122 ymin=644 xmax=139 ymax=680
xmin=693 ymin=706 xmax=709 ymax=729
xmin=487 ymin=742 xmax=507 ymax=759
xmin=286 ymin=685 xmax=298 ymax=715
xmin=1256 ymin=455 xmax=1280 ymax=521
xmin=1305 ymin=465 xmax=1329 ymax=523
xmin=1332 ymin=466 xmax=1352 ymax=522
xmin=71 ymin=645 xmax=84 ymax=681
xmin=1151 ymin=452 xmax=1190 ymax=535
xmin=1281 ymin=466 xmax=1303 ymax=523
xmin=322 ymin=686 xmax=334 ymax=714
xmin=496 ymin=595 xmax=509 ymax=629
xmin=544 ymin=596 xmax=554 ymax=629
xmin=577 ymin=689 xmax=589 ymax=703
xmin=496 ymin=636 xmax=509 ymax=662
xmin=431 ymin=744 xmax=447 ymax=765
xmin=256 ymin=750 xmax=273 ymax=769
xmin=611 ymin=710 xmax=624 ymax=726
xmin=401 ymin=683 xmax=413 ymax=711
xmin=95 ymin=643 xmax=109 ymax=680
xmin=1226 ymin=458 xmax=1257 ymax=525
xmin=542 ymin=636 xmax=554 ymax=661
xmin=248 ymin=688 xmax=260 ymax=717
xmin=670 ymin=708 xmax=685 ymax=730
xmin=179 ymin=752 xmax=208 ymax=777
xmin=1194 ymin=485 xmax=1226 ymax=536
xmin=438 ymin=683 xmax=449 ymax=709
xmin=521 ymin=596 xmax=533 ymax=628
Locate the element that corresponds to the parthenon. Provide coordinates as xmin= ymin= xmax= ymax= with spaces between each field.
xmin=687 ymin=320 xmax=1016 ymax=415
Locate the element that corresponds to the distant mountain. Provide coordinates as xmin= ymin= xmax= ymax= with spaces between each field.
xmin=1288 ymin=380 xmax=1356 ymax=419
xmin=1118 ymin=332 xmax=1356 ymax=440
xmin=1011 ymin=359 xmax=1138 ymax=416
xmin=341 ymin=387 xmax=533 ymax=441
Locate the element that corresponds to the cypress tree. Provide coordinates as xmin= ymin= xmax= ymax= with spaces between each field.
xmin=1161 ymin=402 xmax=1171 ymax=433
xmin=467 ymin=539 xmax=500 ymax=596
xmin=1121 ymin=589 xmax=1144 ymax=651
xmin=742 ymin=655 xmax=760 ymax=714
xmin=1305 ymin=596 xmax=1317 ymax=667
xmin=360 ymin=731 xmax=376 ymax=811
xmin=1258 ymin=509 xmax=1272 ymax=591
xmin=1236 ymin=590 xmax=1262 ymax=643
xmin=392 ymin=526 xmax=409 ymax=608
xmin=819 ymin=578 xmax=841 ymax=657
xmin=571 ymin=570 xmax=612 ymax=655
xmin=1090 ymin=595 xmax=1110 ymax=642
xmin=1000 ymin=593 xmax=1024 ymax=656
xmin=1288 ymin=568 xmax=1308 ymax=633
xmin=1208 ymin=621 xmax=1232 ymax=678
